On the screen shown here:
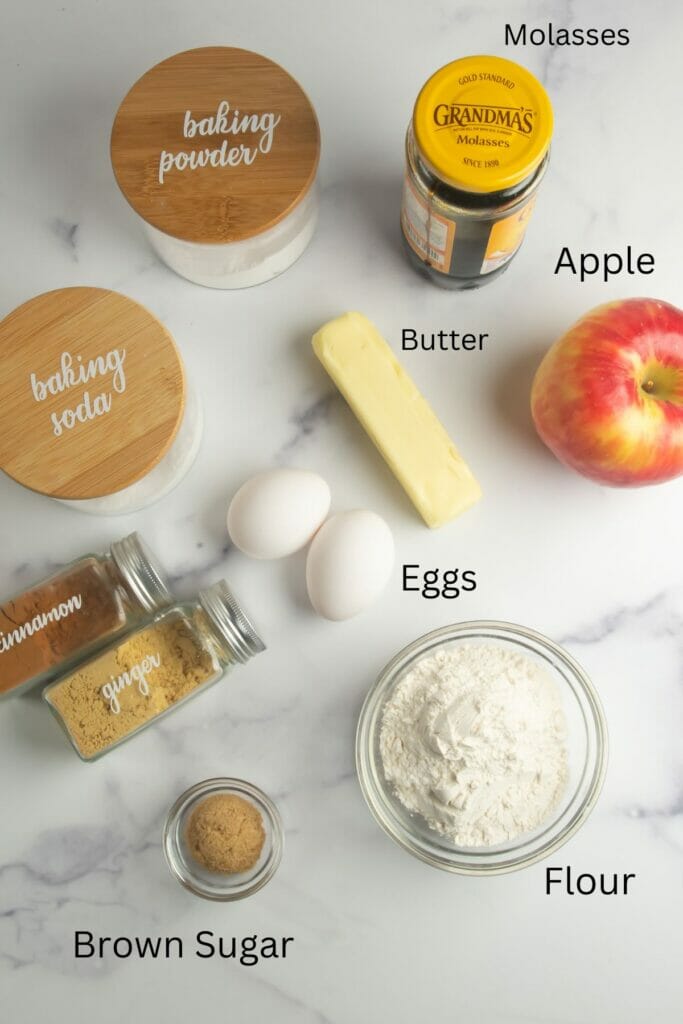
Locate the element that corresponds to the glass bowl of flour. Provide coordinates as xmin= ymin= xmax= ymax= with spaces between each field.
xmin=356 ymin=621 xmax=607 ymax=874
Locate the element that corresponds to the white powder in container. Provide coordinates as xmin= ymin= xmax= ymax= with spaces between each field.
xmin=145 ymin=186 xmax=318 ymax=290
xmin=60 ymin=380 xmax=204 ymax=515
xmin=380 ymin=643 xmax=568 ymax=847
xmin=111 ymin=48 xmax=321 ymax=290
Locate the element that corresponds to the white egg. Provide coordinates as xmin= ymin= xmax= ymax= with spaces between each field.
xmin=228 ymin=468 xmax=331 ymax=559
xmin=306 ymin=510 xmax=394 ymax=621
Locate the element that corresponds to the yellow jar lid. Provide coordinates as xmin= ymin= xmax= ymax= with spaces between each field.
xmin=413 ymin=55 xmax=553 ymax=193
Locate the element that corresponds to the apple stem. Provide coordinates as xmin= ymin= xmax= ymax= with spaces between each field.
xmin=642 ymin=379 xmax=656 ymax=394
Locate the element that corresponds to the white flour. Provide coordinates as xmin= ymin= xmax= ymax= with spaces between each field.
xmin=380 ymin=643 xmax=568 ymax=847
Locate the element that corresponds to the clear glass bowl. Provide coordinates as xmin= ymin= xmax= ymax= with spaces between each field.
xmin=356 ymin=621 xmax=608 ymax=875
xmin=163 ymin=778 xmax=283 ymax=900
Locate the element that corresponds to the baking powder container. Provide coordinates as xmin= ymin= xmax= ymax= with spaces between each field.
xmin=401 ymin=55 xmax=553 ymax=289
xmin=0 ymin=287 xmax=203 ymax=515
xmin=111 ymin=47 xmax=321 ymax=289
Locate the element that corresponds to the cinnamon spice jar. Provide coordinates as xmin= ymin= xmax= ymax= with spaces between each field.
xmin=0 ymin=533 xmax=171 ymax=698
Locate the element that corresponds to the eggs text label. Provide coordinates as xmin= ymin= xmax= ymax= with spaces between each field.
xmin=30 ymin=348 xmax=127 ymax=438
xmin=402 ymin=565 xmax=477 ymax=599
xmin=158 ymin=100 xmax=282 ymax=184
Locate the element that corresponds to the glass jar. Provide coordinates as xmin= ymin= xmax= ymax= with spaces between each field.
xmin=0 ymin=287 xmax=203 ymax=515
xmin=60 ymin=377 xmax=204 ymax=516
xmin=111 ymin=47 xmax=321 ymax=289
xmin=143 ymin=184 xmax=319 ymax=290
xmin=43 ymin=580 xmax=265 ymax=761
xmin=164 ymin=778 xmax=283 ymax=901
xmin=356 ymin=621 xmax=608 ymax=875
xmin=0 ymin=533 xmax=171 ymax=699
xmin=400 ymin=55 xmax=553 ymax=289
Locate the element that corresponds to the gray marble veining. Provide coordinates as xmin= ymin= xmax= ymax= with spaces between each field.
xmin=0 ymin=1 xmax=680 ymax=1022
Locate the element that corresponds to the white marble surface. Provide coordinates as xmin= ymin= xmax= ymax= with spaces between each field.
xmin=1 ymin=1 xmax=681 ymax=1021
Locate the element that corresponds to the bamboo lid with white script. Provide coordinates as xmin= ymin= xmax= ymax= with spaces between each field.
xmin=110 ymin=47 xmax=321 ymax=245
xmin=0 ymin=287 xmax=186 ymax=500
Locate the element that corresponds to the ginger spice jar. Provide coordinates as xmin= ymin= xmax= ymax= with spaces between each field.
xmin=111 ymin=47 xmax=321 ymax=289
xmin=0 ymin=287 xmax=202 ymax=515
xmin=401 ymin=55 xmax=553 ymax=289
xmin=44 ymin=580 xmax=265 ymax=761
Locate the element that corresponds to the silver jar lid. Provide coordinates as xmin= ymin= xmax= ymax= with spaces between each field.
xmin=199 ymin=580 xmax=265 ymax=664
xmin=110 ymin=532 xmax=173 ymax=613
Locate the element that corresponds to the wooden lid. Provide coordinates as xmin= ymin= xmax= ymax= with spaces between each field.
xmin=0 ymin=288 xmax=186 ymax=500
xmin=111 ymin=47 xmax=320 ymax=245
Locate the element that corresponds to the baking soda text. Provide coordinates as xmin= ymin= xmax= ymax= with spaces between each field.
xmin=30 ymin=349 xmax=127 ymax=438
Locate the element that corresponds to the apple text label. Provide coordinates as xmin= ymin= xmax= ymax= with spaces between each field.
xmin=553 ymin=246 xmax=655 ymax=283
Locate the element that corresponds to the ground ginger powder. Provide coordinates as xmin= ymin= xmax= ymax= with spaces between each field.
xmin=185 ymin=794 xmax=265 ymax=874
xmin=46 ymin=612 xmax=217 ymax=759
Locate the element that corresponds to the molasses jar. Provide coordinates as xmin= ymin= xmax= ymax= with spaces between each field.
xmin=400 ymin=55 xmax=553 ymax=289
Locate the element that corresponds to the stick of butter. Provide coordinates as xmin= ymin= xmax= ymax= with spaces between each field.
xmin=312 ymin=312 xmax=481 ymax=528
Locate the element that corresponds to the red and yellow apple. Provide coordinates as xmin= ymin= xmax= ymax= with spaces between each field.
xmin=531 ymin=298 xmax=683 ymax=486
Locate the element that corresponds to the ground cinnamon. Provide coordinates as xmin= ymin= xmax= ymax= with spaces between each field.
xmin=185 ymin=793 xmax=265 ymax=874
xmin=0 ymin=559 xmax=125 ymax=696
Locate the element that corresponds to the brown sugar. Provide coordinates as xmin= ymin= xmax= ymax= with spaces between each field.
xmin=185 ymin=794 xmax=265 ymax=874
xmin=0 ymin=559 xmax=125 ymax=695
xmin=45 ymin=611 xmax=217 ymax=759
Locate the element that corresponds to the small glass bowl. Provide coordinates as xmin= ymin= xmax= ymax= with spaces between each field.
xmin=356 ymin=621 xmax=608 ymax=875
xmin=163 ymin=778 xmax=283 ymax=900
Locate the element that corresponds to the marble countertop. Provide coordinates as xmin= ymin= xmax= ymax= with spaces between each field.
xmin=1 ymin=1 xmax=681 ymax=1022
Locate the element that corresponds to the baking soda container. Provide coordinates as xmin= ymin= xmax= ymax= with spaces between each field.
xmin=0 ymin=287 xmax=203 ymax=514
xmin=401 ymin=55 xmax=553 ymax=289
xmin=111 ymin=47 xmax=321 ymax=289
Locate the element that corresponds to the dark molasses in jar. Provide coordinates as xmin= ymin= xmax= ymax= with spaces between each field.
xmin=401 ymin=55 xmax=553 ymax=289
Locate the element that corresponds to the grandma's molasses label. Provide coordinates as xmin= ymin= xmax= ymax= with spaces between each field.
xmin=401 ymin=175 xmax=456 ymax=272
xmin=413 ymin=55 xmax=553 ymax=194
xmin=401 ymin=175 xmax=538 ymax=280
